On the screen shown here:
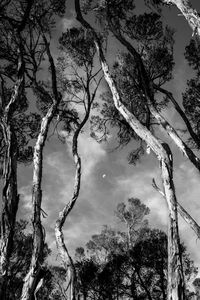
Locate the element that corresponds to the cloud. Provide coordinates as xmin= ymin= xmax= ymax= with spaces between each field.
xmin=18 ymin=133 xmax=107 ymax=256
xmin=65 ymin=133 xmax=106 ymax=179
xmin=61 ymin=17 xmax=76 ymax=31
xmin=114 ymin=165 xmax=168 ymax=228
xmin=17 ymin=130 xmax=200 ymax=272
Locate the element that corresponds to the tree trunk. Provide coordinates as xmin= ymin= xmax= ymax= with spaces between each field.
xmin=20 ymin=104 xmax=58 ymax=300
xmin=111 ymin=27 xmax=200 ymax=173
xmin=161 ymin=143 xmax=185 ymax=300
xmin=75 ymin=2 xmax=185 ymax=298
xmin=0 ymin=126 xmax=18 ymax=300
xmin=0 ymin=3 xmax=34 ymax=298
xmin=0 ymin=48 xmax=24 ymax=300
xmin=153 ymin=84 xmax=200 ymax=149
xmin=55 ymin=88 xmax=92 ymax=300
xmin=163 ymin=0 xmax=200 ymax=37
xmin=152 ymin=179 xmax=200 ymax=239
xmin=20 ymin=35 xmax=60 ymax=299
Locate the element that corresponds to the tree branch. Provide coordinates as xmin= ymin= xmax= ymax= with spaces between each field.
xmin=152 ymin=178 xmax=200 ymax=239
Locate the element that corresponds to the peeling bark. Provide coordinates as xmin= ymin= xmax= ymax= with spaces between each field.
xmin=161 ymin=143 xmax=185 ymax=300
xmin=20 ymin=38 xmax=60 ymax=300
xmin=55 ymin=83 xmax=93 ymax=300
xmin=75 ymin=1 xmax=185 ymax=298
xmin=177 ymin=202 xmax=200 ymax=238
xmin=0 ymin=3 xmax=34 ymax=298
xmin=0 ymin=125 xmax=19 ymax=300
xmin=163 ymin=0 xmax=200 ymax=37
xmin=0 ymin=54 xmax=24 ymax=300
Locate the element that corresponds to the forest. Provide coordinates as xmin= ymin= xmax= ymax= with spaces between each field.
xmin=1 ymin=0 xmax=200 ymax=299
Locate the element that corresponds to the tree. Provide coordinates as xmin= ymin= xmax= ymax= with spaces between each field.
xmin=115 ymin=198 xmax=150 ymax=247
xmin=0 ymin=1 xmax=71 ymax=299
xmin=55 ymin=27 xmax=102 ymax=300
xmin=0 ymin=219 xmax=52 ymax=300
xmin=0 ymin=2 xmax=36 ymax=298
xmin=75 ymin=1 xmax=186 ymax=298
xmin=19 ymin=1 xmax=67 ymax=298
xmin=75 ymin=200 xmax=198 ymax=300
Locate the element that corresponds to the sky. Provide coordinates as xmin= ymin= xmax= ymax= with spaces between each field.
xmin=10 ymin=0 xmax=200 ymax=277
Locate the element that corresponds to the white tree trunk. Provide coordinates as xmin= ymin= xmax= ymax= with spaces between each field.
xmin=153 ymin=179 xmax=200 ymax=239
xmin=163 ymin=0 xmax=200 ymax=37
xmin=55 ymin=91 xmax=92 ymax=300
xmin=20 ymin=36 xmax=60 ymax=299
xmin=20 ymin=107 xmax=56 ymax=300
xmin=149 ymin=105 xmax=200 ymax=172
xmin=75 ymin=2 xmax=185 ymax=298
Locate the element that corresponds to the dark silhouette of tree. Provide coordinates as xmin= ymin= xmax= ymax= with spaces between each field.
xmin=0 ymin=1 xmax=71 ymax=299
xmin=75 ymin=200 xmax=197 ymax=300
xmin=0 ymin=220 xmax=51 ymax=300
xmin=0 ymin=2 xmax=36 ymax=298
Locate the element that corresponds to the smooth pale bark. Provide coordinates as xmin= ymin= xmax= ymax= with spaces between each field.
xmin=55 ymin=86 xmax=93 ymax=300
xmin=152 ymin=179 xmax=200 ymax=239
xmin=111 ymin=29 xmax=200 ymax=173
xmin=75 ymin=1 xmax=185 ymax=299
xmin=149 ymin=104 xmax=200 ymax=172
xmin=55 ymin=128 xmax=81 ymax=300
xmin=20 ymin=38 xmax=60 ymax=300
xmin=163 ymin=0 xmax=200 ymax=37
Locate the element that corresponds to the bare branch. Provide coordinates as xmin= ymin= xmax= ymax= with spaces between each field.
xmin=152 ymin=178 xmax=200 ymax=239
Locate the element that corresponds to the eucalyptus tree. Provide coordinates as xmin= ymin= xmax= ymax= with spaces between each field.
xmin=55 ymin=27 xmax=102 ymax=300
xmin=0 ymin=1 xmax=36 ymax=298
xmin=17 ymin=1 xmax=69 ymax=299
xmin=75 ymin=0 xmax=186 ymax=298
xmin=75 ymin=200 xmax=198 ymax=300
xmin=0 ymin=1 xmax=73 ymax=299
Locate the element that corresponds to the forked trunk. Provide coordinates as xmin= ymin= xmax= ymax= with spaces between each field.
xmin=75 ymin=2 xmax=185 ymax=298
xmin=20 ymin=32 xmax=60 ymax=299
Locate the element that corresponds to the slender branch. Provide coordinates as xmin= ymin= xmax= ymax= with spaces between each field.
xmin=55 ymin=48 xmax=95 ymax=300
xmin=75 ymin=2 xmax=185 ymax=298
xmin=152 ymin=178 xmax=200 ymax=239
xmin=154 ymin=84 xmax=200 ymax=149
xmin=111 ymin=25 xmax=200 ymax=173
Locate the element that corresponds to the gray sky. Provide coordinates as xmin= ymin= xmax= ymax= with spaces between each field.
xmin=15 ymin=0 xmax=200 ymax=272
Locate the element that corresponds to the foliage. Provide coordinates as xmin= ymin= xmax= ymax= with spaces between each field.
xmin=90 ymin=10 xmax=174 ymax=163
xmin=0 ymin=220 xmax=51 ymax=299
xmin=183 ymin=39 xmax=200 ymax=145
xmin=75 ymin=200 xmax=198 ymax=300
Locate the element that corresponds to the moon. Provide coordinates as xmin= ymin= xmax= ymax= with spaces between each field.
xmin=102 ymin=174 xmax=106 ymax=178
